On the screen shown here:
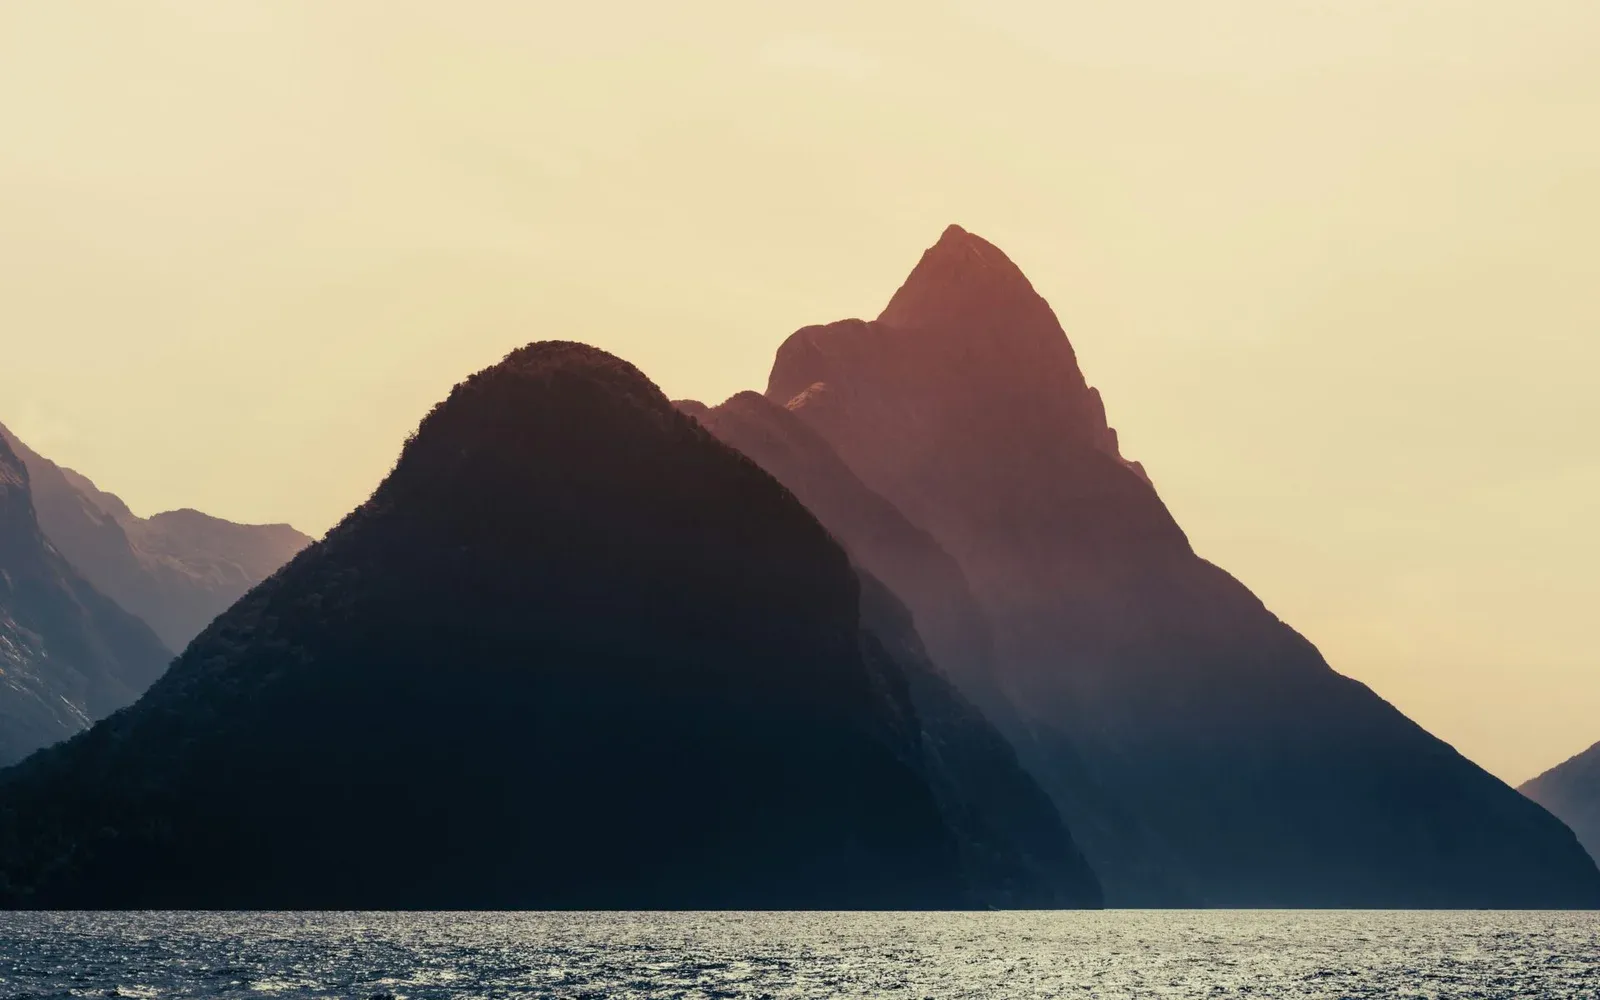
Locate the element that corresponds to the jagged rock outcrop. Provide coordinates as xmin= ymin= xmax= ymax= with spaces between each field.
xmin=761 ymin=224 xmax=1600 ymax=907
xmin=1522 ymin=742 xmax=1600 ymax=863
xmin=0 ymin=435 xmax=171 ymax=765
xmin=0 ymin=424 xmax=311 ymax=651
xmin=0 ymin=342 xmax=1100 ymax=910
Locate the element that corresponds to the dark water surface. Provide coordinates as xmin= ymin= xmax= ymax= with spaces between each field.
xmin=2 ymin=910 xmax=1597 ymax=998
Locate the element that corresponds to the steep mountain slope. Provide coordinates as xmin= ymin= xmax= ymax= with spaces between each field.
xmin=0 ymin=342 xmax=1099 ymax=910
xmin=762 ymin=224 xmax=1600 ymax=907
xmin=1522 ymin=742 xmax=1600 ymax=862
xmin=0 ymin=424 xmax=311 ymax=651
xmin=681 ymin=390 xmax=1191 ymax=903
xmin=0 ymin=435 xmax=171 ymax=766
xmin=676 ymin=392 xmax=997 ymax=708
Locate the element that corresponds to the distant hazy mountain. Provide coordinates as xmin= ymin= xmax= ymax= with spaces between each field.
xmin=759 ymin=224 xmax=1600 ymax=907
xmin=0 ymin=434 xmax=171 ymax=766
xmin=0 ymin=423 xmax=311 ymax=651
xmin=0 ymin=342 xmax=1099 ymax=909
xmin=1522 ymin=742 xmax=1600 ymax=862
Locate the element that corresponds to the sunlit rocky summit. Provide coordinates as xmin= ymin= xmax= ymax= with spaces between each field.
xmin=730 ymin=224 xmax=1600 ymax=907
xmin=0 ymin=342 xmax=1099 ymax=909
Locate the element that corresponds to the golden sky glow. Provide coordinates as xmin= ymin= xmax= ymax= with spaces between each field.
xmin=2 ymin=1 xmax=1598 ymax=783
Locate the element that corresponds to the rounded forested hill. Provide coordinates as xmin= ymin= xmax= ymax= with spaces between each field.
xmin=0 ymin=341 xmax=1097 ymax=909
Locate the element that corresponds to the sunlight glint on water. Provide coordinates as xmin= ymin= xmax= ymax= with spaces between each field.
xmin=2 ymin=910 xmax=1598 ymax=999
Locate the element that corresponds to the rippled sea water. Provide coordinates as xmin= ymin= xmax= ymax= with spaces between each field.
xmin=2 ymin=910 xmax=1597 ymax=999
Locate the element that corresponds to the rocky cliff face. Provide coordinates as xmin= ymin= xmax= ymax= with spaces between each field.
xmin=0 ymin=435 xmax=171 ymax=765
xmin=0 ymin=342 xmax=1099 ymax=910
xmin=1522 ymin=742 xmax=1600 ymax=863
xmin=0 ymin=424 xmax=311 ymax=652
xmin=762 ymin=224 xmax=1600 ymax=907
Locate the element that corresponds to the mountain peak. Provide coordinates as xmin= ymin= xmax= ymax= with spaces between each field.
xmin=879 ymin=225 xmax=1042 ymax=331
xmin=477 ymin=341 xmax=666 ymax=414
xmin=762 ymin=231 xmax=1600 ymax=909
xmin=770 ymin=230 xmax=1133 ymax=468
xmin=393 ymin=341 xmax=684 ymax=487
xmin=933 ymin=222 xmax=998 ymax=257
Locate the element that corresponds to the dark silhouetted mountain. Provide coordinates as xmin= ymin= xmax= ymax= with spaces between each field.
xmin=762 ymin=224 xmax=1600 ymax=907
xmin=0 ymin=424 xmax=311 ymax=651
xmin=0 ymin=342 xmax=1099 ymax=910
xmin=1522 ymin=742 xmax=1600 ymax=863
xmin=0 ymin=435 xmax=171 ymax=766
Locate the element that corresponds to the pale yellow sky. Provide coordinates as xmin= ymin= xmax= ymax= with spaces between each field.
xmin=2 ymin=1 xmax=1597 ymax=784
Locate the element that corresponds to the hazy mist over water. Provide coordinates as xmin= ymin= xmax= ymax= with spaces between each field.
xmin=2 ymin=910 xmax=1597 ymax=998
